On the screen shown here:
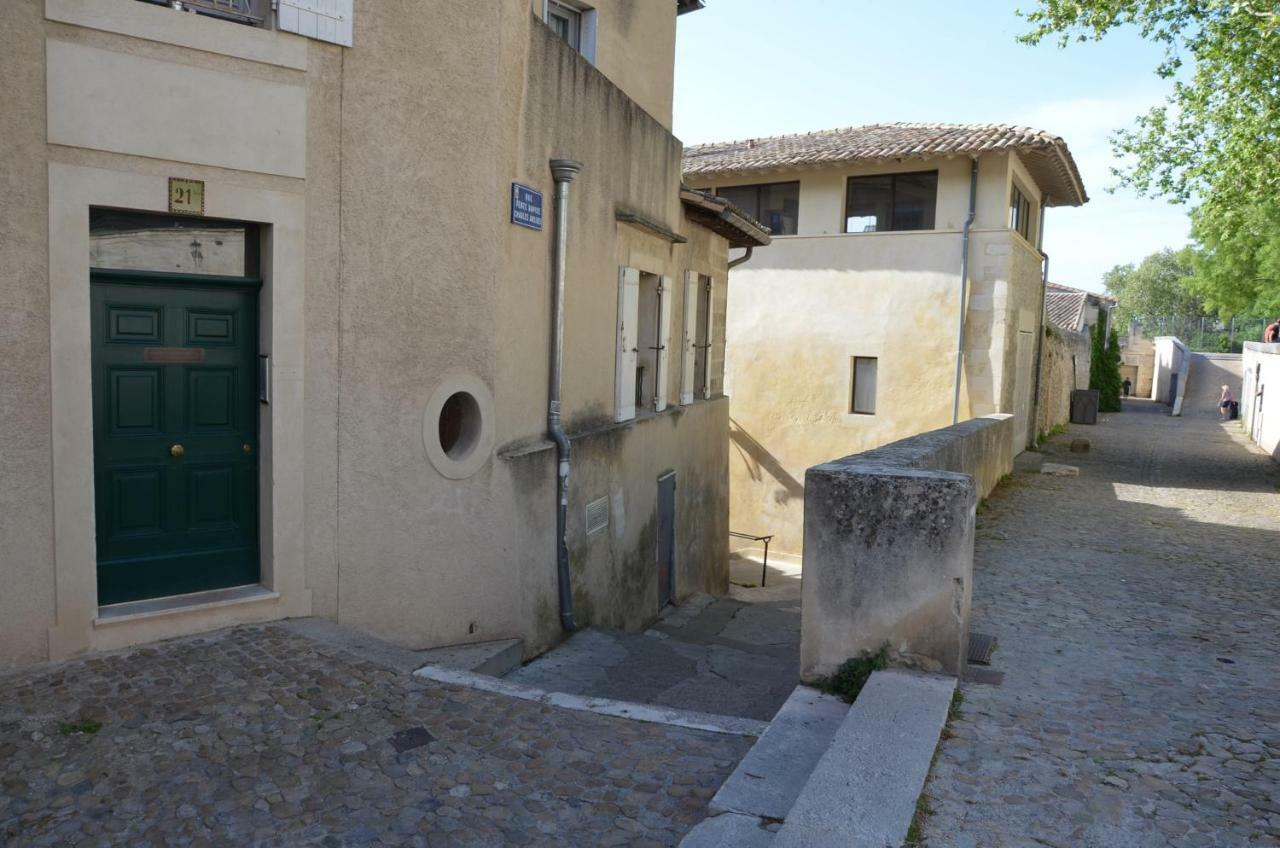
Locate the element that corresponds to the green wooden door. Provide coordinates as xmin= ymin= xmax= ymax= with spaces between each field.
xmin=91 ymin=272 xmax=260 ymax=605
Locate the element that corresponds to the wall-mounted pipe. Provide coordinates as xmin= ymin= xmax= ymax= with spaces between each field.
xmin=1030 ymin=198 xmax=1050 ymax=446
xmin=727 ymin=246 xmax=754 ymax=270
xmin=549 ymin=158 xmax=582 ymax=633
xmin=951 ymin=158 xmax=979 ymax=424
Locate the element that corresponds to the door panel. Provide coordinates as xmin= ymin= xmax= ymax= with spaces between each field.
xmin=657 ymin=472 xmax=676 ymax=607
xmin=92 ymin=275 xmax=260 ymax=605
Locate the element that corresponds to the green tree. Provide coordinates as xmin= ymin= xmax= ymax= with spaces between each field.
xmin=1103 ymin=247 xmax=1205 ymax=328
xmin=1020 ymin=1 xmax=1280 ymax=317
xmin=1089 ymin=322 xmax=1123 ymax=412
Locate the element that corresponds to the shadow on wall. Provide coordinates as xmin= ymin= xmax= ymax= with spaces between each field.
xmin=730 ymin=417 xmax=804 ymax=502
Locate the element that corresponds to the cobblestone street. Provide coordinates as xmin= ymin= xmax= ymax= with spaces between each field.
xmin=0 ymin=625 xmax=750 ymax=847
xmin=921 ymin=401 xmax=1280 ymax=847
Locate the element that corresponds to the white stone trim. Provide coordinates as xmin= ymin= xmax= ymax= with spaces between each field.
xmin=422 ymin=372 xmax=496 ymax=480
xmin=46 ymin=162 xmax=311 ymax=660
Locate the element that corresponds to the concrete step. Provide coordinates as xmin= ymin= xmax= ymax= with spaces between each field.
xmin=771 ymin=669 xmax=955 ymax=847
xmin=679 ymin=811 xmax=777 ymax=847
xmin=415 ymin=638 xmax=523 ymax=677
xmin=708 ymin=685 xmax=848 ymax=821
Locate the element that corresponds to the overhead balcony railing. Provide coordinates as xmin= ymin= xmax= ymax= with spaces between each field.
xmin=136 ymin=0 xmax=269 ymax=28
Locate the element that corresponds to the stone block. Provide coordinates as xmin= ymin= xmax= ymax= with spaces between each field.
xmin=772 ymin=670 xmax=955 ymax=848
xmin=1069 ymin=438 xmax=1091 ymax=453
xmin=801 ymin=465 xmax=975 ymax=680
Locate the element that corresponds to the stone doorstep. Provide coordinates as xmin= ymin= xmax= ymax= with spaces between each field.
xmin=771 ymin=669 xmax=956 ymax=848
xmin=679 ymin=811 xmax=777 ymax=847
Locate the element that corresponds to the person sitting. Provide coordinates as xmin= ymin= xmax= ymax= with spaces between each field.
xmin=1219 ymin=385 xmax=1234 ymax=420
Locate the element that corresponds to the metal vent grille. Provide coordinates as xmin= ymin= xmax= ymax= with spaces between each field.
xmin=585 ymin=497 xmax=609 ymax=535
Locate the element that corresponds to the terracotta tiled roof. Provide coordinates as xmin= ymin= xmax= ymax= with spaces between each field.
xmin=1046 ymin=289 xmax=1088 ymax=333
xmin=1045 ymin=283 xmax=1115 ymax=332
xmin=683 ymin=122 xmax=1088 ymax=207
xmin=679 ymin=185 xmax=772 ymax=247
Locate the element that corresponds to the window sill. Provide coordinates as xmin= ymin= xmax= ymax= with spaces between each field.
xmin=498 ymin=398 xmax=725 ymax=459
xmin=95 ymin=584 xmax=279 ymax=627
xmin=46 ymin=0 xmax=308 ymax=70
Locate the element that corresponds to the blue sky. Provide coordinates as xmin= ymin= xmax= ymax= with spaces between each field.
xmin=673 ymin=0 xmax=1192 ymax=295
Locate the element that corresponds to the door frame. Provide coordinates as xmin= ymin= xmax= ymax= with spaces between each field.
xmin=46 ymin=163 xmax=311 ymax=659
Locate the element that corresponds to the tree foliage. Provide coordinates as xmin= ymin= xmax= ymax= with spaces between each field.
xmin=1103 ymin=247 xmax=1206 ymax=327
xmin=1020 ymin=1 xmax=1280 ymax=317
xmin=1089 ymin=322 xmax=1123 ymax=412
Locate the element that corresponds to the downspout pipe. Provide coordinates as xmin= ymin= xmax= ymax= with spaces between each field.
xmin=952 ymin=157 xmax=978 ymax=424
xmin=549 ymin=158 xmax=582 ymax=633
xmin=727 ymin=246 xmax=754 ymax=270
xmin=1030 ymin=198 xmax=1050 ymax=446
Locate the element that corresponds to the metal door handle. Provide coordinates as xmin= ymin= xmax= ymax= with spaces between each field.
xmin=170 ymin=444 xmax=185 ymax=458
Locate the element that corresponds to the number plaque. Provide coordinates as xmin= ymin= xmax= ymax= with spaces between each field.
xmin=169 ymin=178 xmax=205 ymax=216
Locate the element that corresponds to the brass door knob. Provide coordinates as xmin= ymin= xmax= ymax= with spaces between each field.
xmin=170 ymin=444 xmax=185 ymax=458
xmin=242 ymin=444 xmax=252 ymax=454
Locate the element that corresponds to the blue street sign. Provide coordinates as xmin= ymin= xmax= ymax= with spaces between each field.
xmin=511 ymin=183 xmax=543 ymax=231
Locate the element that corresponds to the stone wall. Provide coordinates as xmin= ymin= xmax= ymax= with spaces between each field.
xmin=1036 ymin=327 xmax=1090 ymax=440
xmin=800 ymin=414 xmax=1014 ymax=681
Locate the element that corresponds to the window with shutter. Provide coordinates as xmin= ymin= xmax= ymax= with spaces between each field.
xmin=277 ymin=0 xmax=353 ymax=46
xmin=654 ymin=276 xmax=673 ymax=413
xmin=614 ymin=267 xmax=640 ymax=422
xmin=706 ymin=278 xmax=723 ymax=399
xmin=680 ymin=272 xmax=699 ymax=406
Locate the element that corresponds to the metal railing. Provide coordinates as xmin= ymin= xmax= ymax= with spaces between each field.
xmin=136 ymin=0 xmax=268 ymax=26
xmin=728 ymin=531 xmax=774 ymax=587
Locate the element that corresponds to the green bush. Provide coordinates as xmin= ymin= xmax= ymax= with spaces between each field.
xmin=1089 ymin=322 xmax=1123 ymax=412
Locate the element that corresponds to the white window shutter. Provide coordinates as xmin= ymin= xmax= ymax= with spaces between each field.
xmin=704 ymin=278 xmax=718 ymax=399
xmin=655 ymin=276 xmax=674 ymax=413
xmin=615 ymin=267 xmax=640 ymax=422
xmin=278 ymin=0 xmax=353 ymax=47
xmin=680 ymin=271 xmax=699 ymax=406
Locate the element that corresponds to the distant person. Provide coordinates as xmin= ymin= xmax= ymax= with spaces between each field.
xmin=1122 ymin=378 xmax=1132 ymax=397
xmin=1219 ymin=385 xmax=1234 ymax=420
xmin=1266 ymin=318 xmax=1280 ymax=343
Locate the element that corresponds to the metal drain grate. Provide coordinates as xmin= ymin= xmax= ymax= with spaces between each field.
xmin=968 ymin=632 xmax=997 ymax=665
xmin=389 ymin=726 xmax=436 ymax=753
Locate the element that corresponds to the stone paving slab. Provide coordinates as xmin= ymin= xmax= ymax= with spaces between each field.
xmin=0 ymin=623 xmax=751 ymax=847
xmin=919 ymin=401 xmax=1280 ymax=847
xmin=505 ymin=561 xmax=801 ymax=722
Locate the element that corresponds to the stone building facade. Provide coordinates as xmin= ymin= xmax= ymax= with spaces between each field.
xmin=0 ymin=0 xmax=767 ymax=668
xmin=684 ymin=124 xmax=1087 ymax=554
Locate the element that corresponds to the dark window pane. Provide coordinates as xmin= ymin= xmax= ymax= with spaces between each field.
xmin=758 ymin=182 xmax=799 ymax=235
xmin=892 ymin=172 xmax=937 ymax=230
xmin=717 ymin=185 xmax=760 ymax=222
xmin=90 ymin=208 xmax=259 ymax=277
xmin=845 ymin=175 xmax=892 ymax=232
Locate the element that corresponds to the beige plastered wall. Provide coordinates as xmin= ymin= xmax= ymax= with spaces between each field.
xmin=527 ymin=0 xmax=677 ymax=128
xmin=0 ymin=0 xmax=728 ymax=667
xmin=699 ymin=153 xmax=1047 ymax=554
xmin=494 ymin=17 xmax=730 ymax=655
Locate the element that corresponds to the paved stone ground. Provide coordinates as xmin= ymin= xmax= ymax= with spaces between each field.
xmin=921 ymin=400 xmax=1280 ymax=847
xmin=505 ymin=557 xmax=801 ymax=721
xmin=0 ymin=624 xmax=752 ymax=847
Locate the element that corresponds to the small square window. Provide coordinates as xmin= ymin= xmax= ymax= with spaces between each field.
xmin=850 ymin=356 xmax=878 ymax=415
xmin=547 ymin=0 xmax=582 ymax=50
xmin=845 ymin=171 xmax=937 ymax=233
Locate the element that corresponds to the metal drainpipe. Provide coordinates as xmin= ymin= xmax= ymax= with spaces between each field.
xmin=727 ymin=246 xmax=754 ymax=270
xmin=549 ymin=158 xmax=582 ymax=633
xmin=951 ymin=158 xmax=979 ymax=424
xmin=1030 ymin=198 xmax=1050 ymax=445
